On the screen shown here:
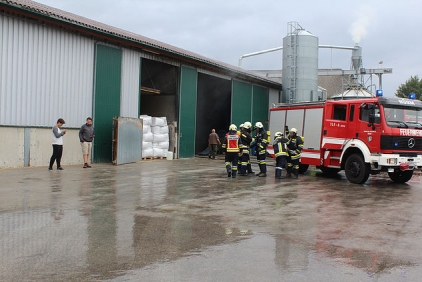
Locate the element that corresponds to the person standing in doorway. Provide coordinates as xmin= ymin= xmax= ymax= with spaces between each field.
xmin=208 ymin=129 xmax=220 ymax=159
xmin=79 ymin=117 xmax=95 ymax=168
xmin=49 ymin=118 xmax=67 ymax=171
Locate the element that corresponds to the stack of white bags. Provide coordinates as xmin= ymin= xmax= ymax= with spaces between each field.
xmin=140 ymin=115 xmax=169 ymax=158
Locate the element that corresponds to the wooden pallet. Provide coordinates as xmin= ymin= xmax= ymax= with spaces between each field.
xmin=142 ymin=157 xmax=166 ymax=160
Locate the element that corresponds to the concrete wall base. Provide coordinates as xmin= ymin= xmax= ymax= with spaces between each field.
xmin=0 ymin=127 xmax=84 ymax=168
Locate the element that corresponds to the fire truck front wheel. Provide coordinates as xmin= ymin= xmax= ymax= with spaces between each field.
xmin=344 ymin=154 xmax=370 ymax=184
xmin=388 ymin=170 xmax=413 ymax=183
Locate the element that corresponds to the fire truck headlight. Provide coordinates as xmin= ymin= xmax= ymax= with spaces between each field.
xmin=387 ymin=158 xmax=398 ymax=165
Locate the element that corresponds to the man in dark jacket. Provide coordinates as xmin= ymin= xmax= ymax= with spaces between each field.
xmin=79 ymin=117 xmax=95 ymax=168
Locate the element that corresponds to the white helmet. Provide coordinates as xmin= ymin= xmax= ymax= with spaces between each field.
xmin=239 ymin=123 xmax=244 ymax=128
xmin=274 ymin=132 xmax=283 ymax=138
xmin=229 ymin=124 xmax=237 ymax=131
xmin=290 ymin=128 xmax=297 ymax=134
xmin=255 ymin=122 xmax=263 ymax=129
xmin=244 ymin=121 xmax=252 ymax=129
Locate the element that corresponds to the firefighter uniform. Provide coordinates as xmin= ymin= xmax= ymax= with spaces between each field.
xmin=273 ymin=132 xmax=289 ymax=179
xmin=222 ymin=124 xmax=242 ymax=178
xmin=239 ymin=121 xmax=254 ymax=176
xmin=237 ymin=124 xmax=244 ymax=172
xmin=251 ymin=122 xmax=268 ymax=177
xmin=286 ymin=128 xmax=304 ymax=179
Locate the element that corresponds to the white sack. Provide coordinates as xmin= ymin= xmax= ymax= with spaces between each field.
xmin=143 ymin=132 xmax=154 ymax=142
xmin=143 ymin=124 xmax=151 ymax=134
xmin=153 ymin=141 xmax=169 ymax=150
xmin=153 ymin=148 xmax=167 ymax=157
xmin=140 ymin=115 xmax=152 ymax=126
xmin=142 ymin=148 xmax=154 ymax=158
xmin=142 ymin=141 xmax=153 ymax=150
xmin=153 ymin=133 xmax=169 ymax=142
xmin=151 ymin=125 xmax=169 ymax=134
xmin=151 ymin=117 xmax=167 ymax=126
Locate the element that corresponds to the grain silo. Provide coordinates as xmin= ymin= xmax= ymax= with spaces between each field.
xmin=282 ymin=22 xmax=319 ymax=103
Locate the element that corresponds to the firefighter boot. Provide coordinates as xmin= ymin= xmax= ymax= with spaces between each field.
xmin=292 ymin=168 xmax=298 ymax=179
xmin=226 ymin=165 xmax=232 ymax=177
xmin=285 ymin=166 xmax=292 ymax=178
xmin=238 ymin=165 xmax=248 ymax=176
xmin=276 ymin=169 xmax=285 ymax=179
xmin=257 ymin=164 xmax=267 ymax=177
xmin=232 ymin=169 xmax=237 ymax=178
xmin=247 ymin=164 xmax=255 ymax=175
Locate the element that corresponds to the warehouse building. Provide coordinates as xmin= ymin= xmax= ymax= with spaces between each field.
xmin=0 ymin=0 xmax=281 ymax=168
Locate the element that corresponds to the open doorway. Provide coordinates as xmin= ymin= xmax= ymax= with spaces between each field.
xmin=196 ymin=73 xmax=231 ymax=154
xmin=140 ymin=59 xmax=178 ymax=121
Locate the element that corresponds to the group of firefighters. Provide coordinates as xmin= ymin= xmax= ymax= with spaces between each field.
xmin=220 ymin=122 xmax=304 ymax=179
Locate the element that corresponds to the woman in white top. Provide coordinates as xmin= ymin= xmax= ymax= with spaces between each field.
xmin=49 ymin=118 xmax=67 ymax=170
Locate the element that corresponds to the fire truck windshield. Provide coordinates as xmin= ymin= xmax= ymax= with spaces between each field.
xmin=384 ymin=106 xmax=422 ymax=128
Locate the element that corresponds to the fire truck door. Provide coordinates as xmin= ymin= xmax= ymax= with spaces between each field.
xmin=356 ymin=103 xmax=382 ymax=151
xmin=323 ymin=104 xmax=349 ymax=151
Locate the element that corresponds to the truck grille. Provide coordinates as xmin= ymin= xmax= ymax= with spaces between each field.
xmin=380 ymin=136 xmax=422 ymax=151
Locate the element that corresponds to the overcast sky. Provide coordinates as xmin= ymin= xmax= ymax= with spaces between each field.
xmin=36 ymin=0 xmax=422 ymax=97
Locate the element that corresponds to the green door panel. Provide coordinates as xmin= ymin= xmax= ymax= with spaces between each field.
xmin=93 ymin=44 xmax=122 ymax=163
xmin=179 ymin=66 xmax=197 ymax=158
xmin=232 ymin=80 xmax=252 ymax=126
xmin=252 ymin=85 xmax=269 ymax=128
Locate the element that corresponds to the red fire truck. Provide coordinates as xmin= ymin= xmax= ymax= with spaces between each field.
xmin=268 ymin=96 xmax=422 ymax=184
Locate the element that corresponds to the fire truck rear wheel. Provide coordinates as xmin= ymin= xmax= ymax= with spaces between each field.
xmin=388 ymin=170 xmax=413 ymax=183
xmin=344 ymin=153 xmax=370 ymax=184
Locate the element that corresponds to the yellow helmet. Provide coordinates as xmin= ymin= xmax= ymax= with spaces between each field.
xmin=229 ymin=124 xmax=237 ymax=131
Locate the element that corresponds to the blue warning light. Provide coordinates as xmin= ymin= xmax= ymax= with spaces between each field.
xmin=376 ymin=89 xmax=383 ymax=97
xmin=409 ymin=93 xmax=416 ymax=99
xmin=394 ymin=142 xmax=399 ymax=147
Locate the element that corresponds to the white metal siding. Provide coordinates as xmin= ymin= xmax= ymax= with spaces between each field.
xmin=0 ymin=14 xmax=95 ymax=128
xmin=120 ymin=49 xmax=141 ymax=118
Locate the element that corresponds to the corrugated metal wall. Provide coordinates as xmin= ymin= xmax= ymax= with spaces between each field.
xmin=0 ymin=14 xmax=95 ymax=128
xmin=120 ymin=49 xmax=141 ymax=118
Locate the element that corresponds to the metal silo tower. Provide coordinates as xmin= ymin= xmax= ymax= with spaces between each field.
xmin=282 ymin=22 xmax=319 ymax=103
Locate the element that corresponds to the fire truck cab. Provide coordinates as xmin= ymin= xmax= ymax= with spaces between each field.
xmin=269 ymin=96 xmax=422 ymax=184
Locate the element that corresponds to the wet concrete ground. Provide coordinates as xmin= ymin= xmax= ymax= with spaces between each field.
xmin=1 ymin=156 xmax=422 ymax=282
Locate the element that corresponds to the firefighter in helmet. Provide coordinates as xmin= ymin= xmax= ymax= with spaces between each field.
xmin=251 ymin=121 xmax=268 ymax=177
xmin=286 ymin=127 xmax=303 ymax=179
xmin=273 ymin=131 xmax=289 ymax=179
xmin=238 ymin=121 xmax=254 ymax=176
xmin=237 ymin=124 xmax=244 ymax=172
xmin=222 ymin=124 xmax=242 ymax=178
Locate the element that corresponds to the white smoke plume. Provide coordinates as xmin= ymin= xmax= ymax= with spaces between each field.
xmin=350 ymin=4 xmax=374 ymax=44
